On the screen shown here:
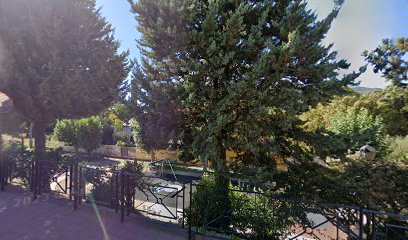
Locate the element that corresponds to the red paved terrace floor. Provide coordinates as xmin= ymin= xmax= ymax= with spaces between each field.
xmin=0 ymin=186 xmax=193 ymax=240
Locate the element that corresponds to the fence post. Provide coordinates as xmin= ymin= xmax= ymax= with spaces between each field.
xmin=359 ymin=208 xmax=364 ymax=240
xmin=189 ymin=180 xmax=192 ymax=239
xmin=371 ymin=213 xmax=376 ymax=240
xmin=33 ymin=159 xmax=39 ymax=199
xmin=120 ymin=169 xmax=125 ymax=223
xmin=38 ymin=161 xmax=42 ymax=194
xmin=69 ymin=164 xmax=73 ymax=201
xmin=78 ymin=166 xmax=83 ymax=205
xmin=115 ymin=172 xmax=119 ymax=214
xmin=182 ymin=183 xmax=185 ymax=229
xmin=126 ymin=174 xmax=130 ymax=216
xmin=73 ymin=163 xmax=78 ymax=210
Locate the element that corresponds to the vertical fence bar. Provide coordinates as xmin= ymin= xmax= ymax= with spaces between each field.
xmin=115 ymin=172 xmax=119 ymax=214
xmin=69 ymin=164 xmax=73 ymax=201
xmin=64 ymin=167 xmax=68 ymax=194
xmin=182 ymin=183 xmax=185 ymax=229
xmin=371 ymin=213 xmax=376 ymax=240
xmin=33 ymin=159 xmax=39 ymax=199
xmin=126 ymin=174 xmax=130 ymax=216
xmin=38 ymin=162 xmax=42 ymax=194
xmin=78 ymin=166 xmax=82 ymax=205
xmin=82 ymin=167 xmax=87 ymax=200
xmin=6 ymin=159 xmax=11 ymax=185
xmin=189 ymin=180 xmax=192 ymax=239
xmin=120 ymin=169 xmax=125 ymax=223
xmin=73 ymin=163 xmax=78 ymax=210
xmin=110 ymin=171 xmax=114 ymax=208
xmin=336 ymin=216 xmax=340 ymax=240
xmin=359 ymin=209 xmax=364 ymax=240
xmin=29 ymin=159 xmax=34 ymax=191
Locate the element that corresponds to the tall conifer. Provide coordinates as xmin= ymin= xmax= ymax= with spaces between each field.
xmin=132 ymin=0 xmax=364 ymax=227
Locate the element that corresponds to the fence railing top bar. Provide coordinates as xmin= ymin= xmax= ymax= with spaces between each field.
xmin=191 ymin=182 xmax=408 ymax=220
xmin=386 ymin=224 xmax=408 ymax=229
xmin=363 ymin=209 xmax=408 ymax=219
xmin=192 ymin=182 xmax=360 ymax=208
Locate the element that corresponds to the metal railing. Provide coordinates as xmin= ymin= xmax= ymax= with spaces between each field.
xmin=187 ymin=181 xmax=408 ymax=240
xmin=2 ymin=159 xmax=407 ymax=240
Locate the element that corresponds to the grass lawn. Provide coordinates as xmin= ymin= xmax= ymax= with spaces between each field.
xmin=1 ymin=134 xmax=64 ymax=149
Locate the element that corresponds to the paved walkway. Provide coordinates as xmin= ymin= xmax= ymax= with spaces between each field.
xmin=0 ymin=186 xmax=190 ymax=240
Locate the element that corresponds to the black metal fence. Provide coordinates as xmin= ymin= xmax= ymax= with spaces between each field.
xmin=187 ymin=182 xmax=408 ymax=240
xmin=1 ymin=158 xmax=407 ymax=240
xmin=79 ymin=166 xmax=186 ymax=224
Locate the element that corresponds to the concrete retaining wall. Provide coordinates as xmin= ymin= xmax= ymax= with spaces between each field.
xmin=62 ymin=145 xmax=179 ymax=161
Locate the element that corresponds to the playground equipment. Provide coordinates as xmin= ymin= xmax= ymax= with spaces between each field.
xmin=149 ymin=159 xmax=177 ymax=181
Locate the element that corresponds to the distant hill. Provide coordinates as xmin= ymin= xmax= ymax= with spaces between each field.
xmin=351 ymin=86 xmax=382 ymax=94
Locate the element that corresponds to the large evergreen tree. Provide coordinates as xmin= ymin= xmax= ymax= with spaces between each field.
xmin=181 ymin=0 xmax=363 ymax=187
xmin=0 ymin=0 xmax=129 ymax=192
xmin=131 ymin=0 xmax=364 ymax=228
xmin=129 ymin=63 xmax=181 ymax=159
xmin=128 ymin=0 xmax=190 ymax=158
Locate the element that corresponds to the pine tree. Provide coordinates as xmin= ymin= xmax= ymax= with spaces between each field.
xmin=129 ymin=63 xmax=181 ymax=159
xmin=0 ymin=0 xmax=129 ymax=192
xmin=181 ymin=0 xmax=364 ymax=199
xmin=128 ymin=0 xmax=190 ymax=159
xmin=363 ymin=37 xmax=407 ymax=87
xmin=131 ymin=0 xmax=365 ymax=229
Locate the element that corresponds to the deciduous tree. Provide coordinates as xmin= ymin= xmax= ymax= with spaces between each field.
xmin=0 ymin=0 xmax=129 ymax=192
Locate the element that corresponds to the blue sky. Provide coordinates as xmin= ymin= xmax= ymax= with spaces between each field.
xmin=96 ymin=0 xmax=408 ymax=88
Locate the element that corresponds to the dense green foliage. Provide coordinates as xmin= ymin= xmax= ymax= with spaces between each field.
xmin=328 ymin=109 xmax=385 ymax=153
xmin=385 ymin=136 xmax=408 ymax=164
xmin=128 ymin=118 xmax=142 ymax=147
xmin=0 ymin=0 xmax=129 ymax=164
xmin=2 ymin=141 xmax=68 ymax=187
xmin=271 ymin=161 xmax=408 ymax=215
xmin=187 ymin=177 xmax=306 ymax=239
xmin=54 ymin=116 xmax=104 ymax=155
xmin=300 ymin=85 xmax=408 ymax=159
xmin=129 ymin=60 xmax=181 ymax=153
xmin=302 ymin=86 xmax=408 ymax=137
xmin=0 ymin=0 xmax=129 ymax=124
xmin=131 ymin=0 xmax=364 ymax=199
xmin=85 ymin=161 xmax=143 ymax=206
xmin=363 ymin=37 xmax=407 ymax=87
xmin=128 ymin=0 xmax=190 ymax=155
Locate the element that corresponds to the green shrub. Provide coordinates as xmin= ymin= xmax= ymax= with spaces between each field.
xmin=54 ymin=116 xmax=104 ymax=155
xmin=54 ymin=119 xmax=78 ymax=146
xmin=2 ymin=142 xmax=68 ymax=188
xmin=85 ymin=161 xmax=143 ymax=206
xmin=186 ymin=176 xmax=307 ymax=239
xmin=113 ymin=130 xmax=133 ymax=146
xmin=328 ymin=108 xmax=386 ymax=153
xmin=385 ymin=136 xmax=408 ymax=163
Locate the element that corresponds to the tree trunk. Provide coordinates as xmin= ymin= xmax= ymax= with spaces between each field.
xmin=33 ymin=121 xmax=46 ymax=196
xmin=213 ymin=134 xmax=230 ymax=230
xmin=150 ymin=150 xmax=156 ymax=162
xmin=202 ymin=157 xmax=208 ymax=172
